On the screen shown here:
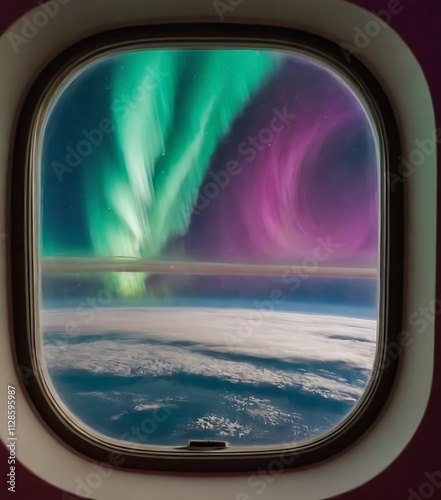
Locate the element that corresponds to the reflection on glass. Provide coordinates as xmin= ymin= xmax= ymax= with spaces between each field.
xmin=39 ymin=48 xmax=379 ymax=447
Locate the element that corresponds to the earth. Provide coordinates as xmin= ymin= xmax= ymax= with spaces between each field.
xmin=42 ymin=307 xmax=376 ymax=447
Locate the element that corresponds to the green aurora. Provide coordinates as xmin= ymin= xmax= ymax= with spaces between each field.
xmin=80 ymin=50 xmax=278 ymax=296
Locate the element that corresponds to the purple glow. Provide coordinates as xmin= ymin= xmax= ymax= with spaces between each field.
xmin=186 ymin=59 xmax=378 ymax=267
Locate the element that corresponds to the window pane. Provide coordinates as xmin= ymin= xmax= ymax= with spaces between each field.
xmin=39 ymin=47 xmax=380 ymax=448
xmin=42 ymin=273 xmax=376 ymax=446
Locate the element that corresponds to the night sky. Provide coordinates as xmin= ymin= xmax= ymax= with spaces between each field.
xmin=40 ymin=49 xmax=379 ymax=302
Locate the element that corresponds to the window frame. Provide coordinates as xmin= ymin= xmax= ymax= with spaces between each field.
xmin=11 ymin=23 xmax=403 ymax=473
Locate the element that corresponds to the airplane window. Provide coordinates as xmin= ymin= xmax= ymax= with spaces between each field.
xmin=13 ymin=27 xmax=402 ymax=471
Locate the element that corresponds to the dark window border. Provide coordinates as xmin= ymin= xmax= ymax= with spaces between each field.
xmin=10 ymin=23 xmax=403 ymax=473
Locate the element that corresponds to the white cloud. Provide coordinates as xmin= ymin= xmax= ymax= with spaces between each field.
xmin=42 ymin=307 xmax=376 ymax=402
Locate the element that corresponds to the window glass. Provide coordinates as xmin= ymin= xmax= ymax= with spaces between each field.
xmin=40 ymin=48 xmax=379 ymax=448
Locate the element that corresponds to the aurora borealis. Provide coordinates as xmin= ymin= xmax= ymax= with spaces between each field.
xmin=41 ymin=48 xmax=379 ymax=298
xmin=185 ymin=61 xmax=378 ymax=267
xmin=41 ymin=48 xmax=381 ymax=447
